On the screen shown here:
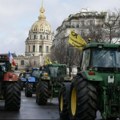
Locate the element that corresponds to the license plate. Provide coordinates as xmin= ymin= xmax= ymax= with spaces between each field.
xmin=108 ymin=75 xmax=114 ymax=83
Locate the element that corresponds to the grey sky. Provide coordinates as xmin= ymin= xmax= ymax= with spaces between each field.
xmin=0 ymin=0 xmax=120 ymax=55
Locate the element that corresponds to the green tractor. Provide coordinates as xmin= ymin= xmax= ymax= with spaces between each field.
xmin=0 ymin=54 xmax=21 ymax=111
xmin=36 ymin=63 xmax=70 ymax=105
xmin=59 ymin=42 xmax=120 ymax=120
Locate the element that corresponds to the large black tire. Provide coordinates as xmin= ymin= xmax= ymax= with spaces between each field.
xmin=69 ymin=76 xmax=97 ymax=120
xmin=58 ymin=83 xmax=71 ymax=120
xmin=5 ymin=81 xmax=21 ymax=111
xmin=25 ymin=83 xmax=32 ymax=97
xmin=36 ymin=81 xmax=49 ymax=105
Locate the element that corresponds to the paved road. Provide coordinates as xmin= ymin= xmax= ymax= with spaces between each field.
xmin=0 ymin=91 xmax=59 ymax=120
xmin=0 ymin=90 xmax=103 ymax=120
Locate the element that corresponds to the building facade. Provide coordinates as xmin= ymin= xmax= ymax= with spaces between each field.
xmin=52 ymin=9 xmax=106 ymax=49
xmin=52 ymin=9 xmax=120 ymax=49
xmin=15 ymin=3 xmax=53 ymax=70
xmin=25 ymin=4 xmax=53 ymax=57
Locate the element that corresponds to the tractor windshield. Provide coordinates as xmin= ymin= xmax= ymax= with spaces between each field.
xmin=92 ymin=49 xmax=120 ymax=68
xmin=25 ymin=73 xmax=31 ymax=78
xmin=49 ymin=66 xmax=66 ymax=78
xmin=0 ymin=63 xmax=6 ymax=72
xmin=0 ymin=62 xmax=11 ymax=72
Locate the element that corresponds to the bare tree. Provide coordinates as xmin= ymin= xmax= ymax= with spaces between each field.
xmin=50 ymin=38 xmax=67 ymax=64
xmin=50 ymin=37 xmax=81 ymax=67
xmin=102 ymin=10 xmax=120 ymax=43
xmin=86 ymin=25 xmax=104 ymax=43
xmin=82 ymin=10 xmax=120 ymax=43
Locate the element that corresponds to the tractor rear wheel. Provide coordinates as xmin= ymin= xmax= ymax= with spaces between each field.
xmin=69 ymin=76 xmax=97 ymax=120
xmin=5 ymin=81 xmax=21 ymax=111
xmin=36 ymin=81 xmax=49 ymax=105
xmin=59 ymin=83 xmax=71 ymax=120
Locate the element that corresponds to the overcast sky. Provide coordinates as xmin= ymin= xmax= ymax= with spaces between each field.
xmin=0 ymin=0 xmax=120 ymax=55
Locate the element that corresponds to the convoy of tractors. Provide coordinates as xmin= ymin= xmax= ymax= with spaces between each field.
xmin=1 ymin=42 xmax=120 ymax=120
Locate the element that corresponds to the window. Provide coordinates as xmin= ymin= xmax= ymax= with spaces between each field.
xmin=29 ymin=46 xmax=30 ymax=52
xmin=39 ymin=46 xmax=42 ymax=52
xmin=92 ymin=49 xmax=119 ymax=68
xmin=76 ymin=24 xmax=79 ymax=28
xmin=46 ymin=46 xmax=49 ymax=53
xmin=119 ymin=20 xmax=120 ymax=26
xmin=34 ymin=61 xmax=36 ymax=65
xmin=90 ymin=20 xmax=94 ymax=25
xmin=47 ymin=35 xmax=48 ymax=40
xmin=21 ymin=60 xmax=24 ymax=65
xmin=29 ymin=35 xmax=31 ymax=39
xmin=81 ymin=49 xmax=90 ymax=70
xmin=71 ymin=24 xmax=75 ymax=28
xmin=34 ymin=35 xmax=36 ymax=39
xmin=33 ymin=45 xmax=35 ymax=52
xmin=40 ymin=35 xmax=42 ymax=39
xmin=81 ymin=30 xmax=85 ymax=36
xmin=81 ymin=21 xmax=85 ymax=26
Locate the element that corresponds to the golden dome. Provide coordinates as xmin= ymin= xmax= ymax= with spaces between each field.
xmin=30 ymin=3 xmax=51 ymax=33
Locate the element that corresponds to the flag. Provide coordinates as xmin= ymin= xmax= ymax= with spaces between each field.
xmin=8 ymin=52 xmax=16 ymax=66
xmin=45 ymin=57 xmax=52 ymax=65
xmin=68 ymin=30 xmax=87 ymax=49
xmin=68 ymin=39 xmax=83 ymax=50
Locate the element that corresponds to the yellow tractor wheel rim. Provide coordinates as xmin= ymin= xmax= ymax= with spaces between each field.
xmin=71 ymin=87 xmax=77 ymax=116
xmin=60 ymin=95 xmax=63 ymax=112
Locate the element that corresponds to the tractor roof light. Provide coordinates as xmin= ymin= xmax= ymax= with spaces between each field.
xmin=97 ymin=45 xmax=103 ymax=49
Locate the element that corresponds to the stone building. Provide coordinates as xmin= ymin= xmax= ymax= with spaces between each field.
xmin=25 ymin=4 xmax=53 ymax=57
xmin=15 ymin=3 xmax=53 ymax=70
xmin=52 ymin=8 xmax=106 ymax=49
xmin=52 ymin=8 xmax=120 ymax=50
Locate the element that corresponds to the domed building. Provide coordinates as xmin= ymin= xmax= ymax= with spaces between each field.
xmin=15 ymin=3 xmax=53 ymax=70
xmin=25 ymin=3 xmax=53 ymax=66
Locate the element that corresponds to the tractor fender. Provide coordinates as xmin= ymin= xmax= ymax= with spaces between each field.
xmin=77 ymin=71 xmax=103 ymax=82
xmin=3 ymin=72 xmax=18 ymax=81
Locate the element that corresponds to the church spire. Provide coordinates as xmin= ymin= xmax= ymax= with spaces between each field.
xmin=38 ymin=0 xmax=46 ymax=20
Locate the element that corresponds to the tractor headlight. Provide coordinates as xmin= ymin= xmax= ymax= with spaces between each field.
xmin=97 ymin=44 xmax=103 ymax=49
xmin=43 ymin=72 xmax=48 ymax=77
xmin=41 ymin=72 xmax=50 ymax=80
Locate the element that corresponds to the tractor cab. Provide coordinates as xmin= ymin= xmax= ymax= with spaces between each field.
xmin=48 ymin=64 xmax=66 ymax=77
xmin=42 ymin=64 xmax=67 ymax=81
xmin=81 ymin=43 xmax=120 ymax=69
xmin=80 ymin=43 xmax=120 ymax=73
xmin=0 ymin=54 xmax=11 ymax=72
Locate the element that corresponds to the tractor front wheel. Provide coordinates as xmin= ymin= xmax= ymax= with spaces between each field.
xmin=59 ymin=83 xmax=71 ymax=120
xmin=36 ymin=81 xmax=49 ymax=105
xmin=69 ymin=76 xmax=97 ymax=120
